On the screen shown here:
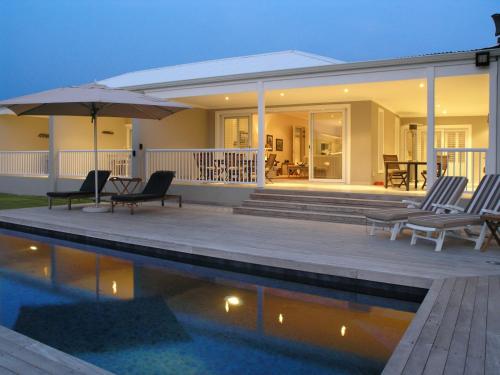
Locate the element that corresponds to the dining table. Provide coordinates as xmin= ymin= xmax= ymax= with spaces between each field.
xmin=384 ymin=161 xmax=427 ymax=191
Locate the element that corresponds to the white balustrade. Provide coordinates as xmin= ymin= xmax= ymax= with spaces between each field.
xmin=146 ymin=148 xmax=258 ymax=184
xmin=435 ymin=148 xmax=487 ymax=192
xmin=0 ymin=151 xmax=49 ymax=177
xmin=59 ymin=149 xmax=132 ymax=178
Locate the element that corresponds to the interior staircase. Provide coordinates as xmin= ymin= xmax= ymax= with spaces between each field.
xmin=233 ymin=189 xmax=414 ymax=224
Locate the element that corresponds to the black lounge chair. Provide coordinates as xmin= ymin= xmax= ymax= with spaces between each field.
xmin=111 ymin=171 xmax=179 ymax=214
xmin=47 ymin=170 xmax=111 ymax=210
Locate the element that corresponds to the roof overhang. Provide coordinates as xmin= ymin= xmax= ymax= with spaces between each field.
xmin=120 ymin=49 xmax=499 ymax=94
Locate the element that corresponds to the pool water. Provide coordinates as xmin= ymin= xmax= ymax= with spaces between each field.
xmin=0 ymin=229 xmax=418 ymax=374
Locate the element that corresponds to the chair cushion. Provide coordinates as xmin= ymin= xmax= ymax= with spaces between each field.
xmin=366 ymin=208 xmax=434 ymax=222
xmin=408 ymin=214 xmax=482 ymax=229
xmin=47 ymin=192 xmax=94 ymax=199
xmin=111 ymin=194 xmax=163 ymax=203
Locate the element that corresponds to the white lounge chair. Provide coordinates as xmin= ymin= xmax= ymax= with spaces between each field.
xmin=366 ymin=176 xmax=468 ymax=240
xmin=407 ymin=174 xmax=500 ymax=251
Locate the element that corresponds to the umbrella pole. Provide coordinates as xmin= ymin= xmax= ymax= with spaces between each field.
xmin=93 ymin=115 xmax=99 ymax=206
xmin=83 ymin=114 xmax=109 ymax=213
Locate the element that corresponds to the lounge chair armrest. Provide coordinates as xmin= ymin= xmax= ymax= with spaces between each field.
xmin=402 ymin=199 xmax=421 ymax=208
xmin=431 ymin=203 xmax=464 ymax=213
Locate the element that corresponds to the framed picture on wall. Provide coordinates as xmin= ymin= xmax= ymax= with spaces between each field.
xmin=276 ymin=138 xmax=283 ymax=151
xmin=266 ymin=134 xmax=273 ymax=150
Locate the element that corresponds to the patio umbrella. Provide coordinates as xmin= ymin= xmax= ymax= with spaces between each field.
xmin=0 ymin=83 xmax=190 ymax=212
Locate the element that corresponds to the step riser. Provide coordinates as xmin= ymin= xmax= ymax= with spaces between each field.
xmin=234 ymin=207 xmax=366 ymax=225
xmin=250 ymin=194 xmax=407 ymax=208
xmin=255 ymin=189 xmax=413 ymax=201
xmin=242 ymin=200 xmax=375 ymax=214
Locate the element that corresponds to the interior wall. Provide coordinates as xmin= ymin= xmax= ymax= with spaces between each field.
xmin=400 ymin=116 xmax=489 ymax=148
xmin=0 ymin=115 xmax=49 ymax=150
xmin=136 ymin=108 xmax=210 ymax=149
xmin=53 ymin=116 xmax=129 ymax=150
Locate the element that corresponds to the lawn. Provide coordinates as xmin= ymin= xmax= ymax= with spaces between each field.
xmin=0 ymin=194 xmax=91 ymax=210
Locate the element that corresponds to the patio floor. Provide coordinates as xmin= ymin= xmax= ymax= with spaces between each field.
xmin=0 ymin=203 xmax=499 ymax=375
xmin=0 ymin=203 xmax=498 ymax=289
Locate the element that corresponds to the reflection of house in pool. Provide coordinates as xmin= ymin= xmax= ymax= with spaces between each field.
xmin=14 ymin=297 xmax=190 ymax=353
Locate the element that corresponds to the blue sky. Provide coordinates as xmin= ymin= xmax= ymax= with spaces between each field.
xmin=0 ymin=0 xmax=498 ymax=99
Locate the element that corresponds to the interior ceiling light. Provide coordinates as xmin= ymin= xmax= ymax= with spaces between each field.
xmin=224 ymin=96 xmax=229 ymax=101
xmin=29 ymin=245 xmax=38 ymax=251
xmin=419 ymin=83 xmax=425 ymax=88
xmin=279 ymin=92 xmax=285 ymax=97
xmin=442 ymin=109 xmax=448 ymax=114
xmin=343 ymin=88 xmax=349 ymax=93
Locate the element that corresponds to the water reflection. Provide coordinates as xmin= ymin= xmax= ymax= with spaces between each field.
xmin=0 ymin=231 xmax=417 ymax=373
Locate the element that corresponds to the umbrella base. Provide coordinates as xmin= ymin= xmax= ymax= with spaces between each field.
xmin=82 ymin=205 xmax=109 ymax=213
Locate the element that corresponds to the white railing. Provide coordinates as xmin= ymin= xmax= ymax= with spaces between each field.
xmin=59 ymin=149 xmax=132 ymax=178
xmin=146 ymin=148 xmax=258 ymax=184
xmin=436 ymin=148 xmax=487 ymax=192
xmin=0 ymin=151 xmax=49 ymax=177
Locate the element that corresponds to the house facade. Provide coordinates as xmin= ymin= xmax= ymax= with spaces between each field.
xmin=0 ymin=49 xmax=498 ymax=204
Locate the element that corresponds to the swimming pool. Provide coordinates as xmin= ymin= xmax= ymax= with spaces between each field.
xmin=0 ymin=229 xmax=418 ymax=374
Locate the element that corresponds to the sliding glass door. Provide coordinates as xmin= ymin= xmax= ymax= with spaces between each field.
xmin=310 ymin=111 xmax=345 ymax=181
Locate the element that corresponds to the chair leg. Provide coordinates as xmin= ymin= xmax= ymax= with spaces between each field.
xmin=68 ymin=199 xmax=72 ymax=210
xmin=390 ymin=222 xmax=401 ymax=241
xmin=48 ymin=197 xmax=52 ymax=209
xmin=475 ymin=224 xmax=488 ymax=251
xmin=130 ymin=204 xmax=134 ymax=215
xmin=369 ymin=222 xmax=376 ymax=236
xmin=410 ymin=230 xmax=418 ymax=246
xmin=435 ymin=231 xmax=446 ymax=252
xmin=161 ymin=199 xmax=165 ymax=207
xmin=111 ymin=202 xmax=114 ymax=213
xmin=178 ymin=196 xmax=182 ymax=208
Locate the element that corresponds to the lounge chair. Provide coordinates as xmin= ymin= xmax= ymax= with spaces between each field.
xmin=366 ymin=176 xmax=468 ymax=240
xmin=47 ymin=170 xmax=111 ymax=210
xmin=111 ymin=171 xmax=179 ymax=214
xmin=407 ymin=174 xmax=500 ymax=251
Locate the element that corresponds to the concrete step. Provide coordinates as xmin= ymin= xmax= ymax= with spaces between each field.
xmin=256 ymin=188 xmax=414 ymax=201
xmin=249 ymin=193 xmax=409 ymax=208
xmin=241 ymin=199 xmax=378 ymax=215
xmin=233 ymin=206 xmax=367 ymax=224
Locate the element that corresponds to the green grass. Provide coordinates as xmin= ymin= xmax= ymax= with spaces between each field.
xmin=0 ymin=194 xmax=92 ymax=210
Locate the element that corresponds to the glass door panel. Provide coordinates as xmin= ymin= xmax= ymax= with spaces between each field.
xmin=224 ymin=116 xmax=250 ymax=148
xmin=310 ymin=112 xmax=344 ymax=181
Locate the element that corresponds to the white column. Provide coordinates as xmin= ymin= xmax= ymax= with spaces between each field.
xmin=48 ymin=116 xmax=57 ymax=191
xmin=256 ymin=81 xmax=266 ymax=188
xmin=426 ymin=67 xmax=436 ymax=189
xmin=488 ymin=59 xmax=498 ymax=174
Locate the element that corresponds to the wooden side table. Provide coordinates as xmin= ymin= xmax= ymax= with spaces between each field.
xmin=481 ymin=212 xmax=500 ymax=250
xmin=109 ymin=177 xmax=142 ymax=194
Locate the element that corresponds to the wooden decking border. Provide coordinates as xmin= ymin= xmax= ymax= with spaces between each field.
xmin=383 ymin=275 xmax=500 ymax=375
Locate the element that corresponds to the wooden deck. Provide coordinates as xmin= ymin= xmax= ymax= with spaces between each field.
xmin=0 ymin=203 xmax=499 ymax=374
xmin=0 ymin=325 xmax=111 ymax=375
xmin=383 ymin=275 xmax=500 ymax=375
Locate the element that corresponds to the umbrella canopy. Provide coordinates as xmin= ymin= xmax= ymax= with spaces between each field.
xmin=0 ymin=83 xmax=190 ymax=118
xmin=0 ymin=83 xmax=190 ymax=212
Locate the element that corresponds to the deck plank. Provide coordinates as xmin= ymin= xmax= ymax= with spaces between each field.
xmin=486 ymin=276 xmax=500 ymax=374
xmin=443 ymin=277 xmax=477 ymax=375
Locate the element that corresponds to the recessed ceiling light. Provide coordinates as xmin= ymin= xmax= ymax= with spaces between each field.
xmin=341 ymin=325 xmax=347 ymax=337
xmin=442 ymin=109 xmax=448 ymax=114
xmin=224 ymin=96 xmax=229 ymax=101
xmin=419 ymin=83 xmax=425 ymax=88
xmin=279 ymin=92 xmax=285 ymax=97
xmin=29 ymin=245 xmax=38 ymax=251
xmin=225 ymin=296 xmax=241 ymax=306
xmin=343 ymin=88 xmax=349 ymax=93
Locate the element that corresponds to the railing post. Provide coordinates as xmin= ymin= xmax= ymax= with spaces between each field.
xmin=426 ymin=67 xmax=436 ymax=189
xmin=488 ymin=58 xmax=498 ymax=174
xmin=256 ymin=81 xmax=266 ymax=188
